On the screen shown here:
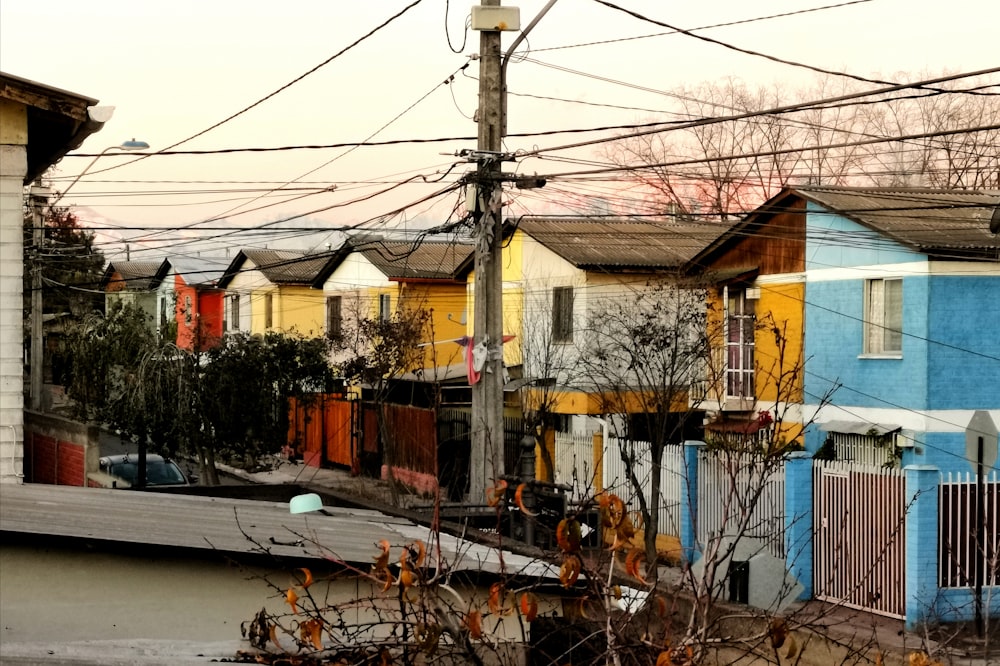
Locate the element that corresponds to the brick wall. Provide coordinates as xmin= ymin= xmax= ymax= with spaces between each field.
xmin=24 ymin=411 xmax=100 ymax=486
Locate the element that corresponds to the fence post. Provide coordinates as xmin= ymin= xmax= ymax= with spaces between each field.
xmin=784 ymin=450 xmax=814 ymax=600
xmin=904 ymin=464 xmax=940 ymax=631
xmin=681 ymin=440 xmax=704 ymax=565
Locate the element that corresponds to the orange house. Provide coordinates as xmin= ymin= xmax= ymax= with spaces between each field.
xmin=170 ymin=257 xmax=228 ymax=352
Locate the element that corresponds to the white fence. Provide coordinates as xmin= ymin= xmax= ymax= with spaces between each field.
xmin=601 ymin=437 xmax=684 ymax=537
xmin=697 ymin=450 xmax=786 ymax=560
xmin=553 ymin=433 xmax=685 ymax=536
xmin=939 ymin=470 xmax=1000 ymax=589
xmin=552 ymin=432 xmax=597 ymax=503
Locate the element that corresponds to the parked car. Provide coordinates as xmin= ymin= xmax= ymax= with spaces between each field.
xmin=98 ymin=454 xmax=191 ymax=489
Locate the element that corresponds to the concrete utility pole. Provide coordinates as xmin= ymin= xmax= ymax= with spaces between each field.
xmin=28 ymin=183 xmax=50 ymax=411
xmin=469 ymin=0 xmax=507 ymax=503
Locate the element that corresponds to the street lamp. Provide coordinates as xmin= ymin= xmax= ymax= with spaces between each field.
xmin=50 ymin=138 xmax=150 ymax=205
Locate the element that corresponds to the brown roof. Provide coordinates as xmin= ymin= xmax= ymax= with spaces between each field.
xmin=100 ymin=259 xmax=169 ymax=291
xmin=794 ymin=186 xmax=1000 ymax=256
xmin=515 ymin=216 xmax=729 ymax=270
xmin=359 ymin=240 xmax=473 ymax=280
xmin=220 ymin=249 xmax=329 ymax=287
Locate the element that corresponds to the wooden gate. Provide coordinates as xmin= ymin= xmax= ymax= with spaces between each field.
xmin=813 ymin=461 xmax=906 ymax=618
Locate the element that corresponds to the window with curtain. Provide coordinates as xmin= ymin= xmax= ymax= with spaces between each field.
xmin=726 ymin=287 xmax=755 ymax=399
xmin=864 ymin=278 xmax=902 ymax=355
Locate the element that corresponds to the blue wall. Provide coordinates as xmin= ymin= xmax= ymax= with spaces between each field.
xmin=927 ymin=275 xmax=1000 ymax=410
xmin=805 ymin=203 xmax=921 ymax=271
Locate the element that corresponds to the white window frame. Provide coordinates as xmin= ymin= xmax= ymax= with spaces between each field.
xmin=379 ymin=293 xmax=392 ymax=322
xmin=863 ymin=278 xmax=903 ymax=357
xmin=725 ymin=286 xmax=755 ymax=400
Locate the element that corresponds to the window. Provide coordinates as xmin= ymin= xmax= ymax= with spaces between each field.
xmin=726 ymin=287 xmax=755 ymax=399
xmin=229 ymin=294 xmax=240 ymax=331
xmin=379 ymin=293 xmax=391 ymax=322
xmin=552 ymin=286 xmax=574 ymax=343
xmin=184 ymin=295 xmax=193 ymax=327
xmin=326 ymin=296 xmax=342 ymax=339
xmin=264 ymin=293 xmax=273 ymax=329
xmin=864 ymin=278 xmax=902 ymax=355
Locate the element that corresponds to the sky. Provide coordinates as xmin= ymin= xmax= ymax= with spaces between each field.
xmin=2 ymin=0 xmax=998 ymax=262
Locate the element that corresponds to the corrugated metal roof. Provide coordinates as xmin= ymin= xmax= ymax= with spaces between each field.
xmin=0 ymin=484 xmax=555 ymax=580
xmin=516 ymin=217 xmax=729 ymax=269
xmin=359 ymin=241 xmax=473 ymax=280
xmin=795 ymin=186 xmax=1000 ymax=256
xmin=242 ymin=249 xmax=329 ymax=284
xmin=101 ymin=259 xmax=169 ymax=291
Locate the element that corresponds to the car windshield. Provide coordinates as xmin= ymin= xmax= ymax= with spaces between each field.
xmin=108 ymin=460 xmax=186 ymax=486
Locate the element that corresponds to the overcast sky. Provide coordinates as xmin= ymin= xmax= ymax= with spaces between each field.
xmin=2 ymin=0 xmax=997 ymax=260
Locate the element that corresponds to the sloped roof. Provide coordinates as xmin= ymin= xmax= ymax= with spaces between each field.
xmin=219 ymin=249 xmax=329 ymax=287
xmin=167 ymin=256 xmax=230 ymax=288
xmin=795 ymin=186 xmax=1000 ymax=257
xmin=313 ymin=237 xmax=474 ymax=285
xmin=515 ymin=216 xmax=730 ymax=270
xmin=100 ymin=259 xmax=170 ymax=291
xmin=360 ymin=240 xmax=473 ymax=280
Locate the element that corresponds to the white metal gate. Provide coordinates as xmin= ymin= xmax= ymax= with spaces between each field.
xmin=813 ymin=461 xmax=906 ymax=618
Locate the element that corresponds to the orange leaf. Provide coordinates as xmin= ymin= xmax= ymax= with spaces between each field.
xmin=559 ymin=554 xmax=582 ymax=588
xmin=488 ymin=582 xmax=504 ymax=615
xmin=285 ymin=587 xmax=299 ymax=614
xmin=656 ymin=652 xmax=672 ymax=666
xmin=625 ymin=547 xmax=647 ymax=584
xmin=409 ymin=540 xmax=426 ymax=567
xmin=556 ymin=518 xmax=582 ymax=553
xmin=268 ymin=622 xmax=281 ymax=649
xmin=380 ymin=568 xmax=396 ymax=592
xmin=296 ymin=567 xmax=314 ymax=589
xmin=299 ymin=618 xmax=323 ymax=650
xmin=399 ymin=568 xmax=415 ymax=591
xmin=373 ymin=539 xmax=391 ymax=572
xmin=519 ymin=592 xmax=538 ymax=622
xmin=768 ymin=617 xmax=787 ymax=649
xmin=600 ymin=493 xmax=627 ymax=529
xmin=465 ymin=609 xmax=483 ymax=639
xmin=486 ymin=479 xmax=508 ymax=507
xmin=514 ymin=483 xmax=537 ymax=516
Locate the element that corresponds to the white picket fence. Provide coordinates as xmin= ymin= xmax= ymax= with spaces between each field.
xmin=697 ymin=449 xmax=786 ymax=559
xmin=601 ymin=437 xmax=684 ymax=537
xmin=552 ymin=433 xmax=685 ymax=535
xmin=939 ymin=470 xmax=1000 ymax=589
xmin=552 ymin=432 xmax=597 ymax=503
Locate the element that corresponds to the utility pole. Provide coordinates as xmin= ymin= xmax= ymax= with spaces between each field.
xmin=469 ymin=0 xmax=507 ymax=503
xmin=28 ymin=183 xmax=50 ymax=411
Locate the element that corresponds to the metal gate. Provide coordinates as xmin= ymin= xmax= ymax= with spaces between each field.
xmin=813 ymin=461 xmax=906 ymax=618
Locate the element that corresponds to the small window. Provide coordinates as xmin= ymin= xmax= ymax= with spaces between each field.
xmin=264 ymin=293 xmax=273 ymax=329
xmin=184 ymin=295 xmax=193 ymax=326
xmin=230 ymin=294 xmax=240 ymax=331
xmin=552 ymin=286 xmax=574 ymax=343
xmin=327 ymin=296 xmax=342 ymax=339
xmin=864 ymin=278 xmax=902 ymax=355
xmin=379 ymin=294 xmax=391 ymax=322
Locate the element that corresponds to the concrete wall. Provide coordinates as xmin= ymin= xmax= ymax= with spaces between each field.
xmin=0 ymin=106 xmax=28 ymax=484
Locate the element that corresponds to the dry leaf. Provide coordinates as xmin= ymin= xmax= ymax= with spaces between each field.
xmin=515 ymin=482 xmax=537 ymax=516
xmin=519 ymin=592 xmax=538 ymax=622
xmin=285 ymin=587 xmax=299 ymax=615
xmin=556 ymin=518 xmax=582 ymax=553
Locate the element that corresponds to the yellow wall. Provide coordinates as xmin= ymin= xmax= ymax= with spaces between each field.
xmin=250 ymin=286 xmax=325 ymax=337
xmin=398 ymin=282 xmax=468 ymax=370
xmin=465 ymin=230 xmax=524 ymax=368
xmin=753 ymin=282 xmax=804 ymax=404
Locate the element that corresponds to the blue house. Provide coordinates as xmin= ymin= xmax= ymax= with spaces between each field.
xmin=795 ymin=186 xmax=1000 ymax=474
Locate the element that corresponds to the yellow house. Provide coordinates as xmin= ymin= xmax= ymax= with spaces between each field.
xmin=314 ymin=238 xmax=474 ymax=374
xmin=686 ymin=196 xmax=807 ymax=449
xmin=218 ymin=249 xmax=328 ymax=337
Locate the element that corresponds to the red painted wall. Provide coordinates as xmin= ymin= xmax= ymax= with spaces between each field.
xmin=175 ymin=275 xmax=224 ymax=351
xmin=25 ymin=432 xmax=86 ymax=486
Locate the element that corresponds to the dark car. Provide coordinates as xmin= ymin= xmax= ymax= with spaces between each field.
xmin=98 ymin=454 xmax=191 ymax=488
